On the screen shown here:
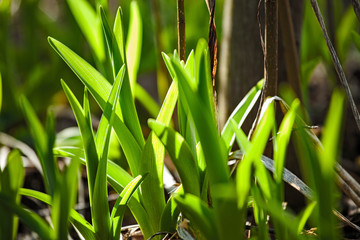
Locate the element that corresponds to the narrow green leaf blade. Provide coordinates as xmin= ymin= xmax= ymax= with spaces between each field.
xmin=274 ymin=99 xmax=299 ymax=184
xmin=317 ymin=89 xmax=345 ymax=239
xmin=111 ymin=174 xmax=148 ymax=240
xmin=221 ymin=80 xmax=263 ymax=153
xmin=170 ymin=56 xmax=229 ymax=185
xmin=113 ymin=7 xmax=125 ymax=67
xmin=148 ymin=119 xmax=200 ymax=196
xmin=48 ymin=37 xmax=143 ymax=174
xmin=66 ymin=0 xmax=105 ymax=61
xmin=92 ymin=66 xmax=125 ymax=239
xmin=0 ymin=192 xmax=54 ymax=239
xmin=61 ymin=81 xmax=98 ymax=219
xmin=126 ymin=1 xmax=142 ymax=92
xmin=19 ymin=188 xmax=97 ymax=240
xmin=53 ymin=147 xmax=154 ymax=238
xmin=0 ymin=150 xmax=24 ymax=239
xmin=52 ymin=158 xmax=80 ymax=240
xmin=138 ymin=80 xmax=178 ymax=233
xmin=20 ymin=97 xmax=57 ymax=196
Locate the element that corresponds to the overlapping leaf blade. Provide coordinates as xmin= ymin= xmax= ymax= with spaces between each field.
xmin=174 ymin=194 xmax=217 ymax=240
xmin=19 ymin=188 xmax=97 ymax=240
xmin=0 ymin=150 xmax=24 ymax=239
xmin=52 ymin=158 xmax=80 ymax=240
xmin=48 ymin=37 xmax=143 ymax=174
xmin=148 ymin=119 xmax=200 ymax=196
xmin=92 ymin=65 xmax=125 ymax=239
xmin=66 ymin=0 xmax=104 ymax=62
xmin=0 ymin=192 xmax=54 ymax=239
xmin=139 ymin=80 xmax=178 ymax=234
xmin=170 ymin=54 xmax=229 ymax=186
xmin=221 ymin=80 xmax=263 ymax=153
xmin=111 ymin=174 xmax=147 ymax=240
xmin=126 ymin=1 xmax=142 ymax=93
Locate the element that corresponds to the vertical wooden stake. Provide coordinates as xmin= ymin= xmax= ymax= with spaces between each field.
xmin=263 ymin=0 xmax=278 ymax=101
xmin=177 ymin=0 xmax=186 ymax=62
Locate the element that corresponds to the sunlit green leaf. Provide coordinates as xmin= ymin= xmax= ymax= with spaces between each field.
xmin=126 ymin=1 xmax=142 ymax=93
xmin=66 ymin=0 xmax=105 ymax=62
xmin=148 ymin=119 xmax=200 ymax=196
xmin=222 ymin=80 xmax=263 ymax=153
xmin=48 ymin=38 xmax=143 ymax=174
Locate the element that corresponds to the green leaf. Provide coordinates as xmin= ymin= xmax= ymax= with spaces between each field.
xmin=92 ymin=65 xmax=125 ymax=239
xmin=170 ymin=54 xmax=229 ymax=186
xmin=52 ymin=158 xmax=80 ymax=240
xmin=160 ymin=187 xmax=183 ymax=232
xmin=111 ymin=174 xmax=148 ymax=240
xmin=148 ymin=119 xmax=200 ymax=196
xmin=20 ymin=96 xmax=57 ymax=196
xmin=113 ymin=7 xmax=126 ymax=64
xmin=139 ymin=81 xmax=178 ymax=234
xmin=316 ymin=89 xmax=345 ymax=239
xmin=174 ymin=194 xmax=218 ymax=240
xmin=233 ymin=99 xmax=276 ymax=206
xmin=126 ymin=1 xmax=142 ymax=93
xmin=247 ymin=99 xmax=275 ymax=199
xmin=19 ymin=188 xmax=97 ymax=240
xmin=252 ymin=186 xmax=301 ymax=239
xmin=221 ymin=80 xmax=263 ymax=153
xmin=274 ymin=99 xmax=299 ymax=184
xmin=66 ymin=0 xmax=105 ymax=62
xmin=161 ymin=52 xmax=176 ymax=80
xmin=61 ymin=81 xmax=98 ymax=193
xmin=0 ymin=192 xmax=54 ymax=239
xmin=0 ymin=150 xmax=24 ymax=239
xmin=296 ymin=201 xmax=317 ymax=234
xmin=53 ymin=147 xmax=153 ymax=238
xmin=100 ymin=6 xmax=122 ymax=78
xmin=178 ymin=51 xmax=198 ymax=155
xmin=194 ymin=39 xmax=215 ymax=116
xmin=48 ymin=37 xmax=143 ymax=175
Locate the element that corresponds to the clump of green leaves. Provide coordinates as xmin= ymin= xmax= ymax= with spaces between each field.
xmin=0 ymin=1 xmax=350 ymax=239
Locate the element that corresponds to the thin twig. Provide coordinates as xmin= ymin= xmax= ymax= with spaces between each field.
xmin=351 ymin=0 xmax=360 ymax=23
xmin=249 ymin=0 xmax=278 ymax=140
xmin=177 ymin=0 xmax=186 ymax=62
xmin=337 ymin=176 xmax=360 ymax=208
xmin=337 ymin=164 xmax=360 ymax=203
xmin=207 ymin=1 xmax=217 ymax=88
xmin=309 ymin=0 xmax=360 ymax=132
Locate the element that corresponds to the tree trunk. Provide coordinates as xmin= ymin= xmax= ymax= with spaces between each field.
xmin=218 ymin=0 xmax=264 ymax=131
